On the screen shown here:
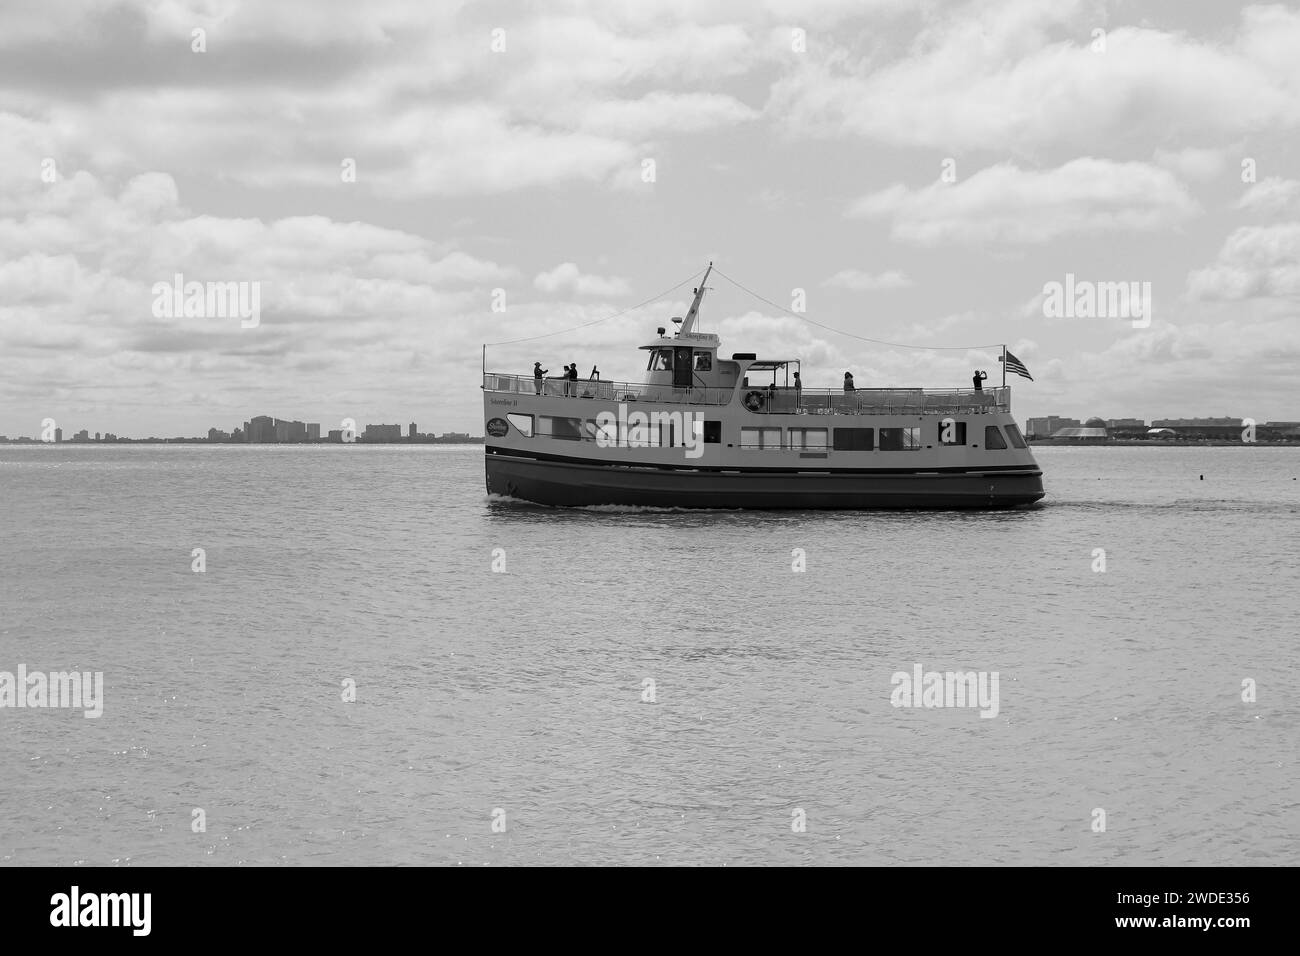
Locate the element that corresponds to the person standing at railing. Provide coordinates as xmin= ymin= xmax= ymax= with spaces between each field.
xmin=843 ymin=372 xmax=855 ymax=392
xmin=972 ymin=370 xmax=987 ymax=392
xmin=533 ymin=362 xmax=548 ymax=395
xmin=567 ymin=362 xmax=578 ymax=397
xmin=793 ymin=370 xmax=802 ymax=410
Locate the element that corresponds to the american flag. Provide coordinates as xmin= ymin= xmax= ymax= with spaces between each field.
xmin=1000 ymin=349 xmax=1033 ymax=381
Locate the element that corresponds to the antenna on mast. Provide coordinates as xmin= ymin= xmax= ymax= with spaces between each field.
xmin=679 ymin=262 xmax=713 ymax=335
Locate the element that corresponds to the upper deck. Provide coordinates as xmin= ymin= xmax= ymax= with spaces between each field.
xmin=483 ymin=373 xmax=1010 ymax=416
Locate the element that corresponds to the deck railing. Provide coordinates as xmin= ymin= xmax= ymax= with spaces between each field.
xmin=483 ymin=373 xmax=734 ymax=406
xmin=746 ymin=386 xmax=1010 ymax=415
xmin=484 ymin=374 xmax=1010 ymax=415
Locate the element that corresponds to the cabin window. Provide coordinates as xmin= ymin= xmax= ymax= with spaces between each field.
xmin=833 ymin=427 xmax=873 ymax=451
xmin=789 ymin=428 xmax=828 ymax=450
xmin=1005 ymin=423 xmax=1027 ymax=448
xmin=695 ymin=352 xmax=713 ymax=371
xmin=740 ymin=427 xmax=782 ymax=449
xmin=879 ymin=427 xmax=920 ymax=450
xmin=938 ymin=420 xmax=967 ymax=445
xmin=506 ymin=413 xmax=533 ymax=437
xmin=538 ymin=416 xmax=584 ymax=441
xmin=647 ymin=349 xmax=673 ymax=371
xmin=704 ymin=421 xmax=721 ymax=444
xmin=985 ymin=425 xmax=1008 ymax=449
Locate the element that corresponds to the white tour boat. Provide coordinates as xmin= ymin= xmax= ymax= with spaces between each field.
xmin=482 ymin=265 xmax=1044 ymax=509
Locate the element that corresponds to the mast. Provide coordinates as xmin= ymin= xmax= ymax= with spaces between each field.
xmin=678 ymin=262 xmax=713 ymax=335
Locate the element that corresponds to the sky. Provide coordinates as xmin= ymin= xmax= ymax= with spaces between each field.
xmin=2 ymin=0 xmax=1299 ymax=438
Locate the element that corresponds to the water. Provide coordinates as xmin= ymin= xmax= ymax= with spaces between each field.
xmin=1 ymin=444 xmax=1297 ymax=866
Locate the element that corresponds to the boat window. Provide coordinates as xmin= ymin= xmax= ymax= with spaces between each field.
xmin=740 ymin=427 xmax=783 ymax=449
xmin=789 ymin=428 xmax=828 ymax=450
xmin=832 ymin=427 xmax=873 ymax=451
xmin=695 ymin=352 xmax=713 ymax=371
xmin=538 ymin=416 xmax=584 ymax=441
xmin=985 ymin=425 xmax=1008 ymax=449
xmin=646 ymin=349 xmax=673 ymax=371
xmin=878 ymin=427 xmax=919 ymax=451
xmin=1005 ymin=423 xmax=1027 ymax=448
xmin=938 ymin=419 xmax=967 ymax=445
xmin=506 ymin=413 xmax=533 ymax=437
xmin=704 ymin=421 xmax=721 ymax=444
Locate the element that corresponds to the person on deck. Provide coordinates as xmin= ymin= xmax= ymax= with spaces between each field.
xmin=843 ymin=372 xmax=855 ymax=392
xmin=533 ymin=362 xmax=548 ymax=394
xmin=972 ymin=370 xmax=988 ymax=392
xmin=567 ymin=363 xmax=579 ymax=396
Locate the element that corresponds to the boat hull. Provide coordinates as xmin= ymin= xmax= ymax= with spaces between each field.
xmin=485 ymin=448 xmax=1044 ymax=509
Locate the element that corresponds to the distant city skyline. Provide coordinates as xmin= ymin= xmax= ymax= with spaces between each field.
xmin=0 ymin=413 xmax=480 ymax=443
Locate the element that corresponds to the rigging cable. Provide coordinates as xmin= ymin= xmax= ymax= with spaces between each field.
xmin=710 ymin=266 xmax=1004 ymax=353
xmin=484 ymin=267 xmax=707 ymax=347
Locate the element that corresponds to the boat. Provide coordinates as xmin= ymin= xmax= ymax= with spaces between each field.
xmin=481 ymin=264 xmax=1045 ymax=508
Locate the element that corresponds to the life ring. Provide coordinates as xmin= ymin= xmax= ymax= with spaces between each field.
xmin=743 ymin=390 xmax=765 ymax=412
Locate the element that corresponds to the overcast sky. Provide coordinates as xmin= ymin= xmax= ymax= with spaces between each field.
xmin=2 ymin=0 xmax=1298 ymax=437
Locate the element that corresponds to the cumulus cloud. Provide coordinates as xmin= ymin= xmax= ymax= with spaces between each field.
xmin=534 ymin=263 xmax=631 ymax=296
xmin=769 ymin=3 xmax=1300 ymax=152
xmin=1234 ymin=177 xmax=1300 ymax=216
xmin=1187 ymin=224 xmax=1300 ymax=300
xmin=847 ymin=159 xmax=1200 ymax=244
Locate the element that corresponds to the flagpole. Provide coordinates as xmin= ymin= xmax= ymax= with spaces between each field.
xmin=1001 ymin=345 xmax=1006 ymax=388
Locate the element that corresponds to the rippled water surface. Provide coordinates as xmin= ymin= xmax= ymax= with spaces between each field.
xmin=1 ymin=444 xmax=1297 ymax=865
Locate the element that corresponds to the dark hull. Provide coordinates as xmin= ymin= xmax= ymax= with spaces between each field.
xmin=485 ymin=449 xmax=1045 ymax=509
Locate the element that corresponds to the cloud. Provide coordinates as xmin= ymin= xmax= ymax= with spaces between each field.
xmin=823 ymin=268 xmax=912 ymax=290
xmin=1153 ymin=146 xmax=1231 ymax=184
xmin=1234 ymin=177 xmax=1300 ymax=217
xmin=768 ymin=3 xmax=1300 ymax=152
xmin=847 ymin=159 xmax=1200 ymax=244
xmin=533 ymin=263 xmax=632 ymax=296
xmin=1187 ymin=223 xmax=1300 ymax=301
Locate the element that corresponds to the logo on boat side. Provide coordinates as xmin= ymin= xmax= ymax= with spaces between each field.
xmin=595 ymin=404 xmax=705 ymax=459
xmin=486 ymin=418 xmax=509 ymax=438
xmin=890 ymin=664 xmax=999 ymax=719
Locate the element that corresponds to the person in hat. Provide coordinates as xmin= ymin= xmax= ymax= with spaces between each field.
xmin=533 ymin=361 xmax=548 ymax=394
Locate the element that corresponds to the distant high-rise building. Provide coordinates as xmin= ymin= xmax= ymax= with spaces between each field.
xmin=207 ymin=428 xmax=231 ymax=442
xmin=363 ymin=423 xmax=402 ymax=443
xmin=54 ymin=427 xmax=63 ymax=443
xmin=95 ymin=432 xmax=101 ymax=441
xmin=73 ymin=429 xmax=90 ymax=442
xmin=409 ymin=422 xmax=417 ymax=439
xmin=327 ymin=430 xmax=343 ymax=442
xmin=247 ymin=416 xmax=275 ymax=443
xmin=306 ymin=423 xmax=321 ymax=441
